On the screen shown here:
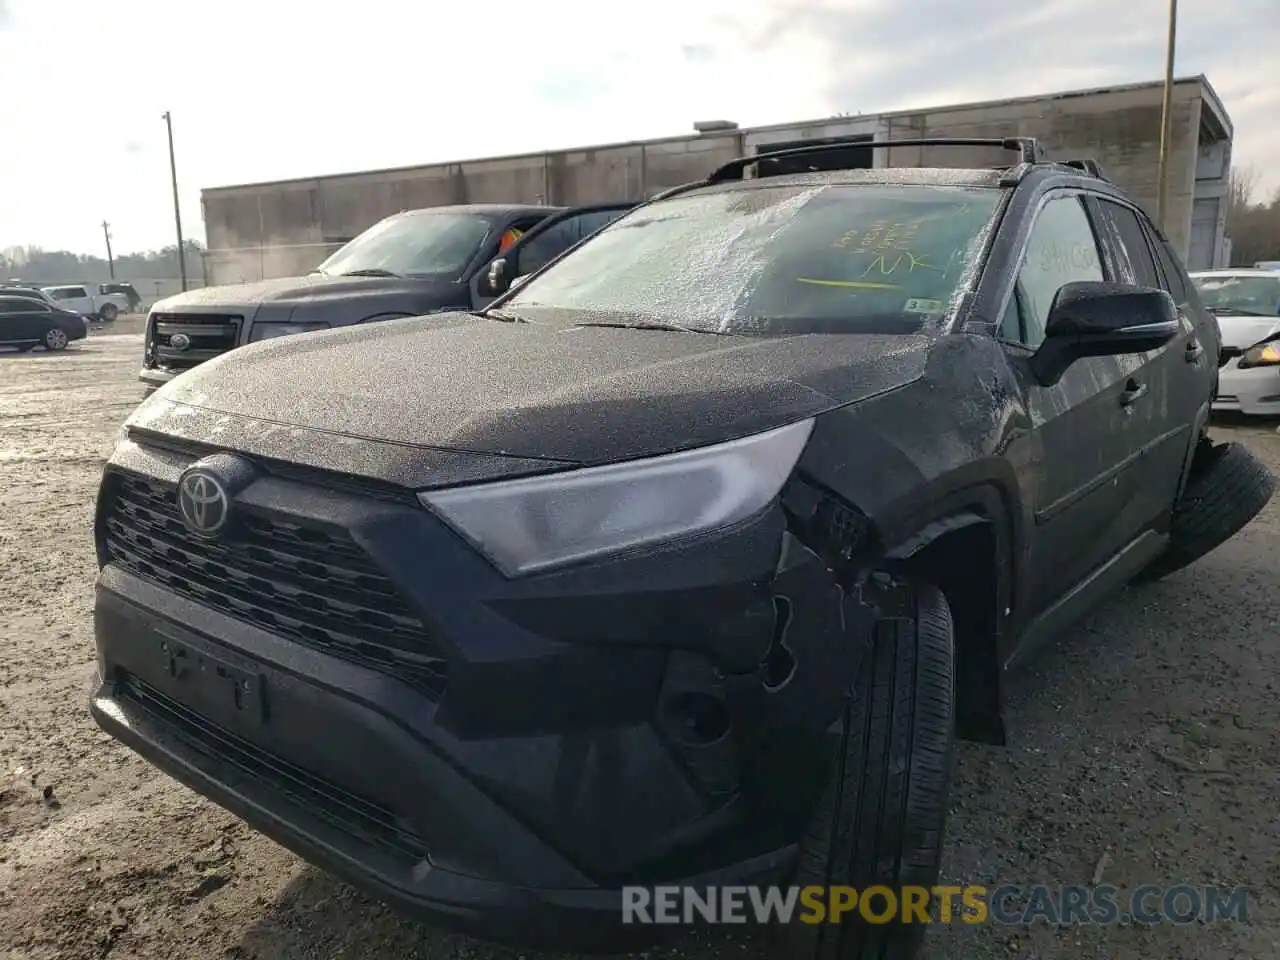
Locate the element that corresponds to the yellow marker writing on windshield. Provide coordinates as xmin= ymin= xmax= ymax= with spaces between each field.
xmin=860 ymin=252 xmax=942 ymax=278
xmin=795 ymin=278 xmax=901 ymax=290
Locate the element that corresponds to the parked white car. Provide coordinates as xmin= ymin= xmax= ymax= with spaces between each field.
xmin=41 ymin=284 xmax=130 ymax=322
xmin=1191 ymin=269 xmax=1280 ymax=416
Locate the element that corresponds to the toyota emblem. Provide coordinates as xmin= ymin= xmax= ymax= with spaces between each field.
xmin=177 ymin=469 xmax=230 ymax=538
xmin=169 ymin=333 xmax=191 ymax=351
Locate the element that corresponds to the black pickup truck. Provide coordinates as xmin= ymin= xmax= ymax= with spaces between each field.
xmin=139 ymin=201 xmax=633 ymax=393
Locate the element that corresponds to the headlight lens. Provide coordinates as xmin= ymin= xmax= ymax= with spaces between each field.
xmin=1239 ymin=340 xmax=1280 ymax=368
xmin=419 ymin=419 xmax=815 ymax=577
xmin=249 ymin=321 xmax=329 ymax=342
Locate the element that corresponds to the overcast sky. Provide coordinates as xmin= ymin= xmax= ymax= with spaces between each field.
xmin=1 ymin=0 xmax=1276 ymax=257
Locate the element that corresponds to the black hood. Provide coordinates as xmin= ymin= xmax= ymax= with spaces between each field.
xmin=130 ymin=313 xmax=931 ymax=486
xmin=150 ymin=273 xmax=468 ymax=323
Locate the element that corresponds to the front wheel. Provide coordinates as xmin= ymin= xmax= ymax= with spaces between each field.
xmin=99 ymin=303 xmax=118 ymax=322
xmin=43 ymin=327 xmax=69 ymax=351
xmin=784 ymin=579 xmax=956 ymax=960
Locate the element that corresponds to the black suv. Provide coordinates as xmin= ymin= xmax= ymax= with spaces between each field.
xmin=138 ymin=202 xmax=633 ymax=394
xmin=92 ymin=139 xmax=1274 ymax=959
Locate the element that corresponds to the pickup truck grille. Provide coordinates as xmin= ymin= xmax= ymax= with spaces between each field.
xmin=102 ymin=471 xmax=450 ymax=698
xmin=150 ymin=313 xmax=242 ymax=371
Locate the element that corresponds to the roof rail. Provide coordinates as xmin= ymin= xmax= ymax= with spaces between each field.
xmin=707 ymin=136 xmax=1046 ymax=183
xmin=1059 ymin=158 xmax=1109 ymax=180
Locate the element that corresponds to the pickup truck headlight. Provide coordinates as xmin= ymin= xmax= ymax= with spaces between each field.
xmin=419 ymin=419 xmax=814 ymax=576
xmin=1238 ymin=340 xmax=1280 ymax=369
xmin=249 ymin=321 xmax=329 ymax=342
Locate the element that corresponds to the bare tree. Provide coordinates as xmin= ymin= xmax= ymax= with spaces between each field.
xmin=1224 ymin=164 xmax=1280 ymax=266
xmin=1230 ymin=164 xmax=1260 ymax=211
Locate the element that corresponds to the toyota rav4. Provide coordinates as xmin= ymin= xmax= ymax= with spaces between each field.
xmin=91 ymin=138 xmax=1274 ymax=959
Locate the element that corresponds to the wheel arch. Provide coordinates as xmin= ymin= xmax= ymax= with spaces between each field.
xmin=882 ymin=482 xmax=1016 ymax=746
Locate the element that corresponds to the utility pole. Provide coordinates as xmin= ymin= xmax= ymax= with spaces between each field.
xmin=1155 ymin=0 xmax=1178 ymax=232
xmin=102 ymin=221 xmax=115 ymax=279
xmin=162 ymin=110 xmax=188 ymax=291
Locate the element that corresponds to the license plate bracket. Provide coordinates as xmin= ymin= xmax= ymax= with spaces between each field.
xmin=159 ymin=634 xmax=266 ymax=726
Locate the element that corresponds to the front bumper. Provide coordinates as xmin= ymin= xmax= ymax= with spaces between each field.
xmin=90 ymin=442 xmax=865 ymax=949
xmin=1212 ymin=358 xmax=1280 ymax=416
xmin=92 ymin=581 xmax=796 ymax=951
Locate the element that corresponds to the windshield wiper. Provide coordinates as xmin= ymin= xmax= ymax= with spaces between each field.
xmin=482 ymin=308 xmax=533 ymax=324
xmin=340 ymin=268 xmax=401 ymax=278
xmin=571 ymin=320 xmax=712 ymax=334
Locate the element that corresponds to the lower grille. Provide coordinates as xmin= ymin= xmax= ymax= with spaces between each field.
xmin=150 ymin=312 xmax=241 ymax=371
xmin=119 ymin=674 xmax=429 ymax=864
xmin=103 ymin=472 xmax=449 ymax=697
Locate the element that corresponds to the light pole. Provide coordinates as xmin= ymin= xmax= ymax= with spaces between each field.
xmin=1155 ymin=0 xmax=1178 ymax=232
xmin=102 ymin=221 xmax=115 ymax=279
xmin=162 ymin=110 xmax=188 ymax=291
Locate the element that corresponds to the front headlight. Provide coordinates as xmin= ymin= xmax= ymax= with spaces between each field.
xmin=419 ymin=419 xmax=815 ymax=577
xmin=1239 ymin=340 xmax=1280 ymax=369
xmin=249 ymin=321 xmax=329 ymax=342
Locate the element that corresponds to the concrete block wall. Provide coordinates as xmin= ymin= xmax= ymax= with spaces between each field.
xmin=877 ymin=81 xmax=1209 ymax=262
xmin=203 ymin=131 xmax=744 ymax=272
xmin=201 ymin=78 xmax=1227 ymax=285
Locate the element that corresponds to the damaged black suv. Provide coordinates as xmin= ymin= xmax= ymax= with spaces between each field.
xmin=91 ymin=138 xmax=1275 ymax=959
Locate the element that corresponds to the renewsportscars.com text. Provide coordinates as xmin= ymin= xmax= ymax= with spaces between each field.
xmin=621 ymin=884 xmax=1250 ymax=926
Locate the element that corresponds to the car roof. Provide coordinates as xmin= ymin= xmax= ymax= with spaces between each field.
xmin=396 ymin=203 xmax=565 ymax=218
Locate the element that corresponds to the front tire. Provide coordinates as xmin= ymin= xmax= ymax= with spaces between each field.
xmin=43 ymin=327 xmax=69 ymax=351
xmin=785 ymin=580 xmax=955 ymax=960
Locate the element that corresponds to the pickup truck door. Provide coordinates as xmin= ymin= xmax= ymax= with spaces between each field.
xmin=52 ymin=286 xmax=92 ymax=315
xmin=471 ymin=203 xmax=636 ymax=308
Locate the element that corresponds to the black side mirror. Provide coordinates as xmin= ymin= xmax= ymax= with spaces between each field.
xmin=486 ymin=258 xmax=509 ymax=296
xmin=1030 ymin=281 xmax=1180 ymax=386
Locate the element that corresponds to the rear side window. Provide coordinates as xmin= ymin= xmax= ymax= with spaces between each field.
xmin=0 ymin=297 xmax=47 ymax=312
xmin=1152 ymin=237 xmax=1190 ymax=304
xmin=514 ymin=209 xmax=629 ymax=276
xmin=1092 ymin=199 xmax=1162 ymax=289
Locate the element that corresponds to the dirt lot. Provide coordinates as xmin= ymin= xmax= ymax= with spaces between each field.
xmin=2 ymin=327 xmax=1278 ymax=959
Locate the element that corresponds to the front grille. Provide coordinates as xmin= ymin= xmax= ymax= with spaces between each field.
xmin=1219 ymin=346 xmax=1243 ymax=368
xmin=119 ymin=674 xmax=429 ymax=863
xmin=103 ymin=472 xmax=449 ymax=697
xmin=150 ymin=313 xmax=241 ymax=371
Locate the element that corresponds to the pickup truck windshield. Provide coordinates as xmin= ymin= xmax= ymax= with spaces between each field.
xmin=503 ymin=183 xmax=1002 ymax=335
xmin=316 ymin=212 xmax=494 ymax=280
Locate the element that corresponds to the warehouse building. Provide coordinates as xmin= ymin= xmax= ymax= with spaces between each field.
xmin=201 ymin=75 xmax=1232 ymax=286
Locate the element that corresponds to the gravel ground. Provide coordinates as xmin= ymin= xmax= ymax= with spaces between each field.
xmin=1 ymin=327 xmax=1278 ymax=959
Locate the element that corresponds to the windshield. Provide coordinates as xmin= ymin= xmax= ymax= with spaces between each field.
xmin=501 ymin=183 xmax=1002 ymax=335
xmin=1192 ymin=274 xmax=1280 ymax=317
xmin=316 ymin=212 xmax=494 ymax=280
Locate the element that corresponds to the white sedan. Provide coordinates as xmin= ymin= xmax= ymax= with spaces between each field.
xmin=1191 ymin=269 xmax=1280 ymax=416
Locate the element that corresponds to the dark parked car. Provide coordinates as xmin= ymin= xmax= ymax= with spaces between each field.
xmin=92 ymin=139 xmax=1274 ymax=959
xmin=138 ymin=202 xmax=634 ymax=394
xmin=0 ymin=294 xmax=87 ymax=351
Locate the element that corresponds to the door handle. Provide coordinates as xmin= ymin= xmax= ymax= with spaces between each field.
xmin=1186 ymin=339 xmax=1205 ymax=363
xmin=1120 ymin=379 xmax=1147 ymax=406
